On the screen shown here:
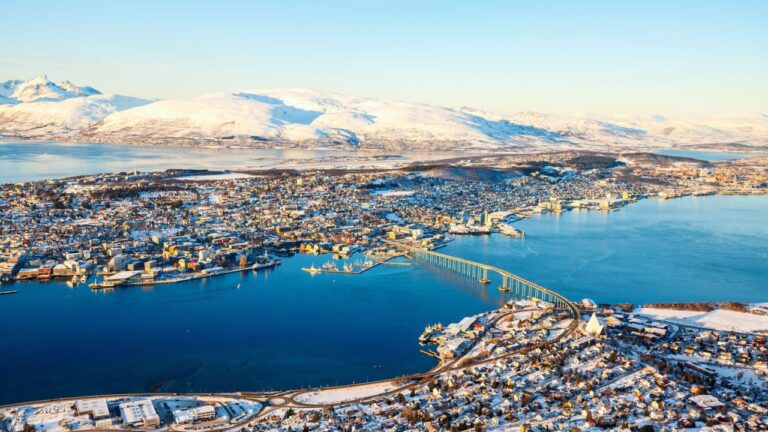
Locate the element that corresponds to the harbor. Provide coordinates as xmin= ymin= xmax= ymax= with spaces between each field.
xmin=301 ymin=259 xmax=378 ymax=275
xmin=88 ymin=259 xmax=279 ymax=290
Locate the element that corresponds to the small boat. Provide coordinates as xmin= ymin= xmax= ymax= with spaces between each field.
xmin=343 ymin=263 xmax=355 ymax=273
xmin=235 ymin=283 xmax=241 ymax=289
xmin=0 ymin=290 xmax=17 ymax=296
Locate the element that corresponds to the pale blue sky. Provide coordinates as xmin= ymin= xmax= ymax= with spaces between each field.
xmin=1 ymin=0 xmax=766 ymax=115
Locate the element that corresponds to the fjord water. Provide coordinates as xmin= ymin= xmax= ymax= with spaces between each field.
xmin=0 ymin=141 xmax=362 ymax=184
xmin=654 ymin=149 xmax=768 ymax=160
xmin=1 ymin=195 xmax=766 ymax=404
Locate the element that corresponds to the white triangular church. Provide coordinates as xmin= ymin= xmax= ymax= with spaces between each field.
xmin=585 ymin=313 xmax=605 ymax=336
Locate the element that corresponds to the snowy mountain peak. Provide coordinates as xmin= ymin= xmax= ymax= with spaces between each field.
xmin=0 ymin=80 xmax=766 ymax=151
xmin=0 ymin=74 xmax=101 ymax=104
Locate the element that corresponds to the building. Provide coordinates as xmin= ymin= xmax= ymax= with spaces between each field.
xmin=75 ymin=398 xmax=110 ymax=421
xmin=173 ymin=405 xmax=216 ymax=424
xmin=585 ymin=313 xmax=605 ymax=336
xmin=119 ymin=399 xmax=160 ymax=428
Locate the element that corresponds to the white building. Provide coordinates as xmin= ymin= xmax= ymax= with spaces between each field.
xmin=75 ymin=399 xmax=111 ymax=426
xmin=173 ymin=405 xmax=216 ymax=424
xmin=119 ymin=399 xmax=160 ymax=428
xmin=585 ymin=313 xmax=605 ymax=336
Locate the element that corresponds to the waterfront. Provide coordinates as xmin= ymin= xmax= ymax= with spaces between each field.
xmin=446 ymin=195 xmax=768 ymax=305
xmin=3 ymin=141 xmax=766 ymax=185
xmin=1 ymin=194 xmax=766 ymax=404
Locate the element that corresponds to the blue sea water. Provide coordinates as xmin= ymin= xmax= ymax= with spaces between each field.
xmin=1 ymin=195 xmax=766 ymax=403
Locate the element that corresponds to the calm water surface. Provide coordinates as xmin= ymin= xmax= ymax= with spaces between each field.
xmin=0 ymin=195 xmax=766 ymax=404
xmin=654 ymin=149 xmax=767 ymax=160
xmin=0 ymin=141 xmax=359 ymax=184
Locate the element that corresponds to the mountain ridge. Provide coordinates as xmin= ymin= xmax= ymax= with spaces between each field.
xmin=1 ymin=76 xmax=766 ymax=152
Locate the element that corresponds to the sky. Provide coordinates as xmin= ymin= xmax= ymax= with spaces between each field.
xmin=1 ymin=0 xmax=766 ymax=116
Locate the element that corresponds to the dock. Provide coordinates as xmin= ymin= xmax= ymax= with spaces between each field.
xmin=89 ymin=261 xmax=278 ymax=290
xmin=302 ymin=261 xmax=380 ymax=275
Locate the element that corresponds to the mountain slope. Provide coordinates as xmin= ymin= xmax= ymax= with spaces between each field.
xmin=86 ymin=89 xmax=568 ymax=149
xmin=0 ymin=76 xmax=150 ymax=138
xmin=0 ymin=75 xmax=101 ymax=104
xmin=0 ymin=94 xmax=151 ymax=138
xmin=1 ymin=76 xmax=766 ymax=151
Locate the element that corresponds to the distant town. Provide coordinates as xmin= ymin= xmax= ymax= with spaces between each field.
xmin=1 ymin=151 xmax=765 ymax=289
xmin=1 ymin=151 xmax=767 ymax=431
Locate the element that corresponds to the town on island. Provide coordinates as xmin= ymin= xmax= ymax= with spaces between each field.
xmin=1 ymin=151 xmax=767 ymax=431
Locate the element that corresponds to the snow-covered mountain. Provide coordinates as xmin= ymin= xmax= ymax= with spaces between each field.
xmin=0 ymin=76 xmax=150 ymax=137
xmin=0 ymin=75 xmax=101 ymax=103
xmin=1 ymin=76 xmax=767 ymax=151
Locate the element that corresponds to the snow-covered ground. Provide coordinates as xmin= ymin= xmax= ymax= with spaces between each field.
xmin=176 ymin=172 xmax=255 ymax=181
xmin=294 ymin=381 xmax=399 ymax=404
xmin=633 ymin=307 xmax=768 ymax=333
xmin=370 ymin=189 xmax=415 ymax=197
xmin=2 ymin=75 xmax=767 ymax=151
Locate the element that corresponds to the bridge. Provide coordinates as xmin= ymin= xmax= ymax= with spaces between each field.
xmin=384 ymin=239 xmax=576 ymax=312
xmin=0 ymin=241 xmax=582 ymax=420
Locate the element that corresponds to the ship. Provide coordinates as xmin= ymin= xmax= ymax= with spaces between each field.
xmin=252 ymin=259 xmax=278 ymax=271
xmin=498 ymin=223 xmax=525 ymax=238
xmin=88 ymin=280 xmax=116 ymax=289
xmin=301 ymin=264 xmax=322 ymax=274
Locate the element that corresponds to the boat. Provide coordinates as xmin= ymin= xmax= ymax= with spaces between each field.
xmin=343 ymin=263 xmax=355 ymax=273
xmin=252 ymin=251 xmax=279 ymax=271
xmin=0 ymin=290 xmax=17 ymax=296
xmin=322 ymin=261 xmax=338 ymax=272
xmin=252 ymin=259 xmax=278 ymax=271
xmin=235 ymin=283 xmax=241 ymax=289
xmin=301 ymin=264 xmax=322 ymax=274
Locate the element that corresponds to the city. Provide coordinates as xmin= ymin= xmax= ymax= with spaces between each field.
xmin=1 ymin=152 xmax=766 ymax=288
xmin=1 ymin=151 xmax=767 ymax=430
xmin=2 ymin=1 xmax=768 ymax=431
